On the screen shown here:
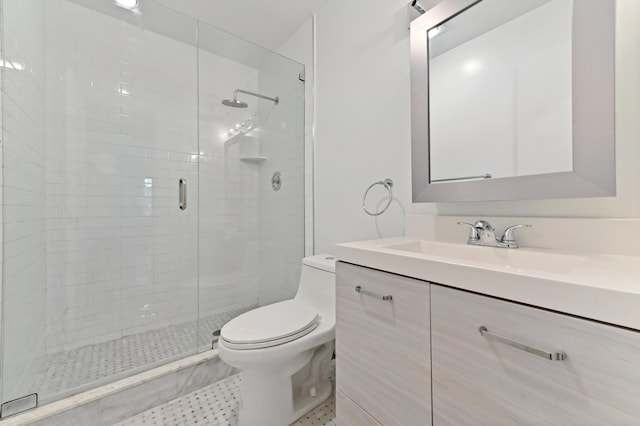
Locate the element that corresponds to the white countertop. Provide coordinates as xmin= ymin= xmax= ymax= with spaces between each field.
xmin=335 ymin=237 xmax=640 ymax=330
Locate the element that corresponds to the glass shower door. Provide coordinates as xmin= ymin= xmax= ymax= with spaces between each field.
xmin=1 ymin=0 xmax=199 ymax=409
xmin=197 ymin=22 xmax=306 ymax=346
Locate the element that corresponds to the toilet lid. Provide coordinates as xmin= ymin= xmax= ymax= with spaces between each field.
xmin=221 ymin=300 xmax=319 ymax=349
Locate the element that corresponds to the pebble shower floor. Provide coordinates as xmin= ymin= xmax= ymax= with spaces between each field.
xmin=35 ymin=306 xmax=255 ymax=397
xmin=112 ymin=361 xmax=337 ymax=426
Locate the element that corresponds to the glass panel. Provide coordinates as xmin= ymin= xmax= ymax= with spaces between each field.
xmin=1 ymin=0 xmax=198 ymax=404
xmin=197 ymin=22 xmax=306 ymax=347
xmin=0 ymin=0 xmax=306 ymax=410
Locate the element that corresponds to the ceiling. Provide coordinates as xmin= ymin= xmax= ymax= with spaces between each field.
xmin=152 ymin=0 xmax=327 ymax=51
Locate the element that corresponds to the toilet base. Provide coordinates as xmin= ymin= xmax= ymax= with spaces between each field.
xmin=289 ymin=378 xmax=333 ymax=424
xmin=236 ymin=342 xmax=335 ymax=426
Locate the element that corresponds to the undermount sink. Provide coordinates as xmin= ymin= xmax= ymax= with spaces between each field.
xmin=381 ymin=240 xmax=587 ymax=274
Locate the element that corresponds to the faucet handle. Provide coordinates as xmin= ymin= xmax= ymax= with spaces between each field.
xmin=457 ymin=222 xmax=480 ymax=244
xmin=500 ymin=224 xmax=532 ymax=248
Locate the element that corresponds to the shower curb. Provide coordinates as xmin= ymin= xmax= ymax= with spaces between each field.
xmin=1 ymin=351 xmax=236 ymax=426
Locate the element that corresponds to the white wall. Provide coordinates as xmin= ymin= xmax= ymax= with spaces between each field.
xmin=1 ymin=0 xmax=48 ymax=402
xmin=314 ymin=0 xmax=412 ymax=253
xmin=313 ymin=0 xmax=640 ymax=253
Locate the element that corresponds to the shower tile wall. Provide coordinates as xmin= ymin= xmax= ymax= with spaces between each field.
xmin=1 ymin=0 xmax=48 ymax=402
xmin=43 ymin=0 xmax=199 ymax=353
xmin=257 ymin=55 xmax=306 ymax=305
xmin=43 ymin=0 xmax=262 ymax=356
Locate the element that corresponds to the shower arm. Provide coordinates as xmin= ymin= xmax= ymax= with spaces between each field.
xmin=234 ymin=89 xmax=279 ymax=105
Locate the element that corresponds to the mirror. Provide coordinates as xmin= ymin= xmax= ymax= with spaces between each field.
xmin=410 ymin=0 xmax=615 ymax=202
xmin=429 ymin=0 xmax=573 ymax=182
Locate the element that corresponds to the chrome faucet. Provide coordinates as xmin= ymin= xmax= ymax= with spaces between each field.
xmin=457 ymin=220 xmax=531 ymax=249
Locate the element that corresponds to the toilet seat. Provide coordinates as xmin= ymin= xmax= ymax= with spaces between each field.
xmin=221 ymin=300 xmax=319 ymax=350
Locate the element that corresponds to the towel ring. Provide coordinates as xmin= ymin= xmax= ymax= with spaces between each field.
xmin=362 ymin=178 xmax=393 ymax=216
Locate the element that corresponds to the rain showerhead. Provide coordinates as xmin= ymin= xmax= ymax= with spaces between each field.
xmin=221 ymin=89 xmax=279 ymax=108
xmin=222 ymin=99 xmax=248 ymax=108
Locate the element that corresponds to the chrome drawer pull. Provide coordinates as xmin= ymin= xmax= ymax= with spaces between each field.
xmin=355 ymin=286 xmax=393 ymax=301
xmin=479 ymin=326 xmax=567 ymax=361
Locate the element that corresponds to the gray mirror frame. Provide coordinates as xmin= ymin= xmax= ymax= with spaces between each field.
xmin=410 ymin=0 xmax=615 ymax=202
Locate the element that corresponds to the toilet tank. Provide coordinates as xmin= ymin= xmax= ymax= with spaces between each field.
xmin=295 ymin=254 xmax=336 ymax=314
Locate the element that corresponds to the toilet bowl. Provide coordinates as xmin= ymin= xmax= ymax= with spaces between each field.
xmin=217 ymin=254 xmax=336 ymax=426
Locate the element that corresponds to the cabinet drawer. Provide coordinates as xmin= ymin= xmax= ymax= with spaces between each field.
xmin=431 ymin=285 xmax=640 ymax=425
xmin=336 ymin=390 xmax=382 ymax=426
xmin=336 ymin=262 xmax=431 ymax=426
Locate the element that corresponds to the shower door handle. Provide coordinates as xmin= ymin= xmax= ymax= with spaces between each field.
xmin=179 ymin=179 xmax=187 ymax=210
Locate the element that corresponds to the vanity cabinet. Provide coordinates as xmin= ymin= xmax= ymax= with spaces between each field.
xmin=335 ymin=261 xmax=640 ymax=425
xmin=431 ymin=285 xmax=640 ymax=424
xmin=335 ymin=262 xmax=431 ymax=425
xmin=335 ymin=390 xmax=381 ymax=426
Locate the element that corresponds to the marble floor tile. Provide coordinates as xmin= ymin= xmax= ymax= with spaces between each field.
xmin=35 ymin=307 xmax=255 ymax=401
xmin=113 ymin=361 xmax=337 ymax=426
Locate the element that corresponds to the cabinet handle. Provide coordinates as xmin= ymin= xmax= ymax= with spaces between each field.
xmin=355 ymin=286 xmax=393 ymax=301
xmin=479 ymin=326 xmax=567 ymax=361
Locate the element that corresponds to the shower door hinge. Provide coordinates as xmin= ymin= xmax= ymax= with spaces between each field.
xmin=212 ymin=329 xmax=221 ymax=350
xmin=1 ymin=393 xmax=38 ymax=418
xmin=298 ymin=72 xmax=306 ymax=82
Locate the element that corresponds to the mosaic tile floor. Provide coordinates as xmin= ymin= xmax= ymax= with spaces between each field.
xmin=36 ymin=306 xmax=255 ymax=398
xmin=113 ymin=361 xmax=337 ymax=426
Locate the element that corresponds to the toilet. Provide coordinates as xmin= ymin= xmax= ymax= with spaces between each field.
xmin=217 ymin=254 xmax=336 ymax=426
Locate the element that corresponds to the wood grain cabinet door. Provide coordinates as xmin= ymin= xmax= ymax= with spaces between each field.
xmin=336 ymin=262 xmax=431 ymax=426
xmin=431 ymin=284 xmax=640 ymax=425
xmin=336 ymin=390 xmax=382 ymax=426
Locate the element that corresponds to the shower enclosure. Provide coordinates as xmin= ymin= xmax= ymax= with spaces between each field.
xmin=0 ymin=0 xmax=305 ymax=414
